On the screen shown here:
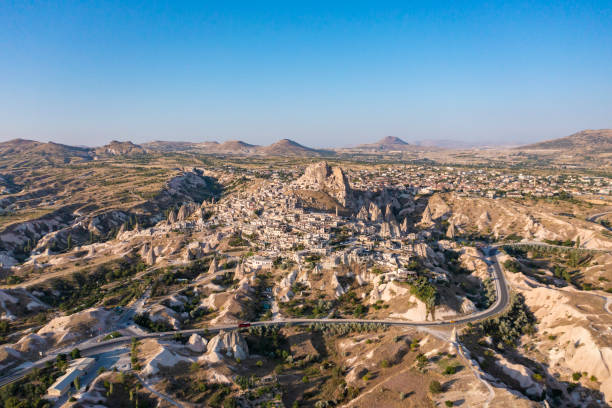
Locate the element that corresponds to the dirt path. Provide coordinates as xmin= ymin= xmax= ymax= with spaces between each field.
xmin=137 ymin=374 xmax=184 ymax=408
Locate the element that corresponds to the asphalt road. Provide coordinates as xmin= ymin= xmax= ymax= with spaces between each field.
xmin=0 ymin=246 xmax=511 ymax=389
xmin=587 ymin=211 xmax=612 ymax=223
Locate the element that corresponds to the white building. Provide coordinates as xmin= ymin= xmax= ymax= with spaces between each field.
xmin=47 ymin=357 xmax=95 ymax=398
xmin=246 ymin=256 xmax=274 ymax=270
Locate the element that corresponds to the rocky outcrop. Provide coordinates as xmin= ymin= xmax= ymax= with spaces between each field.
xmin=446 ymin=221 xmax=456 ymax=239
xmin=148 ymin=304 xmax=182 ymax=330
xmin=176 ymin=202 xmax=198 ymax=221
xmin=141 ymin=242 xmax=156 ymax=265
xmin=357 ymin=206 xmax=369 ymax=221
xmin=296 ymin=161 xmax=352 ymax=207
xmin=140 ymin=340 xmax=194 ymax=377
xmin=384 ymin=203 xmax=395 ymax=222
xmin=400 ymin=217 xmax=409 ymax=233
xmin=494 ymin=354 xmax=543 ymax=398
xmin=38 ymin=307 xmax=114 ymax=346
xmin=187 ymin=333 xmax=207 ymax=353
xmin=0 ymin=289 xmax=47 ymax=321
xmin=330 ymin=273 xmax=346 ymax=298
xmin=201 ymin=330 xmax=249 ymax=363
xmin=369 ymin=202 xmax=383 ymax=222
xmin=419 ymin=206 xmax=433 ymax=226
xmin=380 ymin=221 xmax=401 ymax=238
xmin=234 ymin=262 xmax=246 ymax=281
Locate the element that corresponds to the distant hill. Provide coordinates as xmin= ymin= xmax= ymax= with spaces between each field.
xmin=95 ymin=140 xmax=146 ymax=156
xmin=139 ymin=138 xmax=328 ymax=156
xmin=0 ymin=138 xmax=92 ymax=166
xmin=257 ymin=139 xmax=331 ymax=156
xmin=353 ymin=136 xmax=414 ymax=151
xmin=518 ymin=129 xmax=612 ymax=152
xmin=216 ymin=140 xmax=257 ymax=154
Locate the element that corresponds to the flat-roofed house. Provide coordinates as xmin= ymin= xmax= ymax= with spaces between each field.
xmin=47 ymin=357 xmax=95 ymax=398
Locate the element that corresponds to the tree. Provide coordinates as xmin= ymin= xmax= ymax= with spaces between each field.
xmin=66 ymin=233 xmax=72 ymax=250
xmin=73 ymin=376 xmax=80 ymax=390
xmin=70 ymin=348 xmax=81 ymax=359
xmin=429 ymin=380 xmax=443 ymax=394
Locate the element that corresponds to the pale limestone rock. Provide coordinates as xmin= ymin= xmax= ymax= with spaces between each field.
xmin=187 ymin=333 xmax=207 ymax=353
xmin=296 ymin=161 xmax=352 ymax=207
xmin=357 ymin=206 xmax=369 ymax=221
xmin=446 ymin=221 xmax=456 ymax=239
xmin=384 ymin=203 xmax=395 ymax=222
xmin=202 ymin=330 xmax=249 ymax=363
xmin=369 ymin=202 xmax=383 ymax=222
xmin=167 ymin=209 xmax=177 ymax=224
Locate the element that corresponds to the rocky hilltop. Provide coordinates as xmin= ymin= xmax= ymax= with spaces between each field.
xmin=94 ymin=140 xmax=146 ymax=156
xmin=295 ymin=161 xmax=352 ymax=207
xmin=519 ymin=129 xmax=612 ymax=152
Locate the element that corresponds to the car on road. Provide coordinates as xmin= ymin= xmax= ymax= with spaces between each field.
xmin=238 ymin=322 xmax=251 ymax=328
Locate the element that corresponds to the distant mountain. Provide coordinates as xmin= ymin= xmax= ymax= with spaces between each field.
xmin=258 ymin=139 xmax=330 ymax=156
xmin=518 ymin=129 xmax=612 ymax=152
xmin=375 ymin=136 xmax=410 ymax=147
xmin=350 ymin=136 xmax=419 ymax=152
xmin=355 ymin=136 xmax=411 ymax=150
xmin=216 ymin=140 xmax=257 ymax=154
xmin=95 ymin=140 xmax=146 ymax=156
xmin=140 ymin=138 xmax=327 ymax=156
xmin=0 ymin=138 xmax=92 ymax=166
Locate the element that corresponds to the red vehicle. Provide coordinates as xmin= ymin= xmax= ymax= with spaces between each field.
xmin=238 ymin=322 xmax=251 ymax=328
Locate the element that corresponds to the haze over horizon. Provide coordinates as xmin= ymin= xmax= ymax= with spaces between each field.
xmin=1 ymin=1 xmax=611 ymax=147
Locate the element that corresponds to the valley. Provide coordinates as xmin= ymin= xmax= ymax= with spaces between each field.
xmin=0 ymin=133 xmax=611 ymax=407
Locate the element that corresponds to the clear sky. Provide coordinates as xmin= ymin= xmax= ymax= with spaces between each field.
xmin=0 ymin=1 xmax=611 ymax=147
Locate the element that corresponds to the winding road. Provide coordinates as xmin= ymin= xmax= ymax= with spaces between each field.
xmin=0 ymin=246 xmax=511 ymax=391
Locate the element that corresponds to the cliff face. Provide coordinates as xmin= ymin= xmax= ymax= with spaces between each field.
xmin=296 ymin=161 xmax=353 ymax=208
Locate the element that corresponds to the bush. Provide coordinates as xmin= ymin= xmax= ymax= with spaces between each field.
xmin=503 ymin=259 xmax=521 ymax=273
xmin=445 ymin=401 xmax=454 ymax=407
xmin=572 ymin=372 xmax=582 ymax=381
xmin=429 ymin=380 xmax=443 ymax=394
xmin=103 ymin=331 xmax=122 ymax=340
xmin=443 ymin=364 xmax=458 ymax=375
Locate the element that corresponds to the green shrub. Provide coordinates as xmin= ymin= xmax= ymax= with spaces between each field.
xmin=429 ymin=380 xmax=443 ymax=394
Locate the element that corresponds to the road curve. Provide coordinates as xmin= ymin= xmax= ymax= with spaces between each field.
xmin=587 ymin=211 xmax=612 ymax=223
xmin=0 ymin=247 xmax=511 ymax=389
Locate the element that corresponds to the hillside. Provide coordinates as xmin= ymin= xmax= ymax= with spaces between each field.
xmin=94 ymin=140 xmax=146 ymax=156
xmin=353 ymin=136 xmax=415 ymax=151
xmin=519 ymin=129 xmax=612 ymax=152
xmin=0 ymin=139 xmax=92 ymax=167
xmin=214 ymin=140 xmax=257 ymax=154
xmin=257 ymin=138 xmax=330 ymax=156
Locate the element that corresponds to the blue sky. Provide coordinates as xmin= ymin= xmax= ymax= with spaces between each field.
xmin=0 ymin=1 xmax=610 ymax=147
